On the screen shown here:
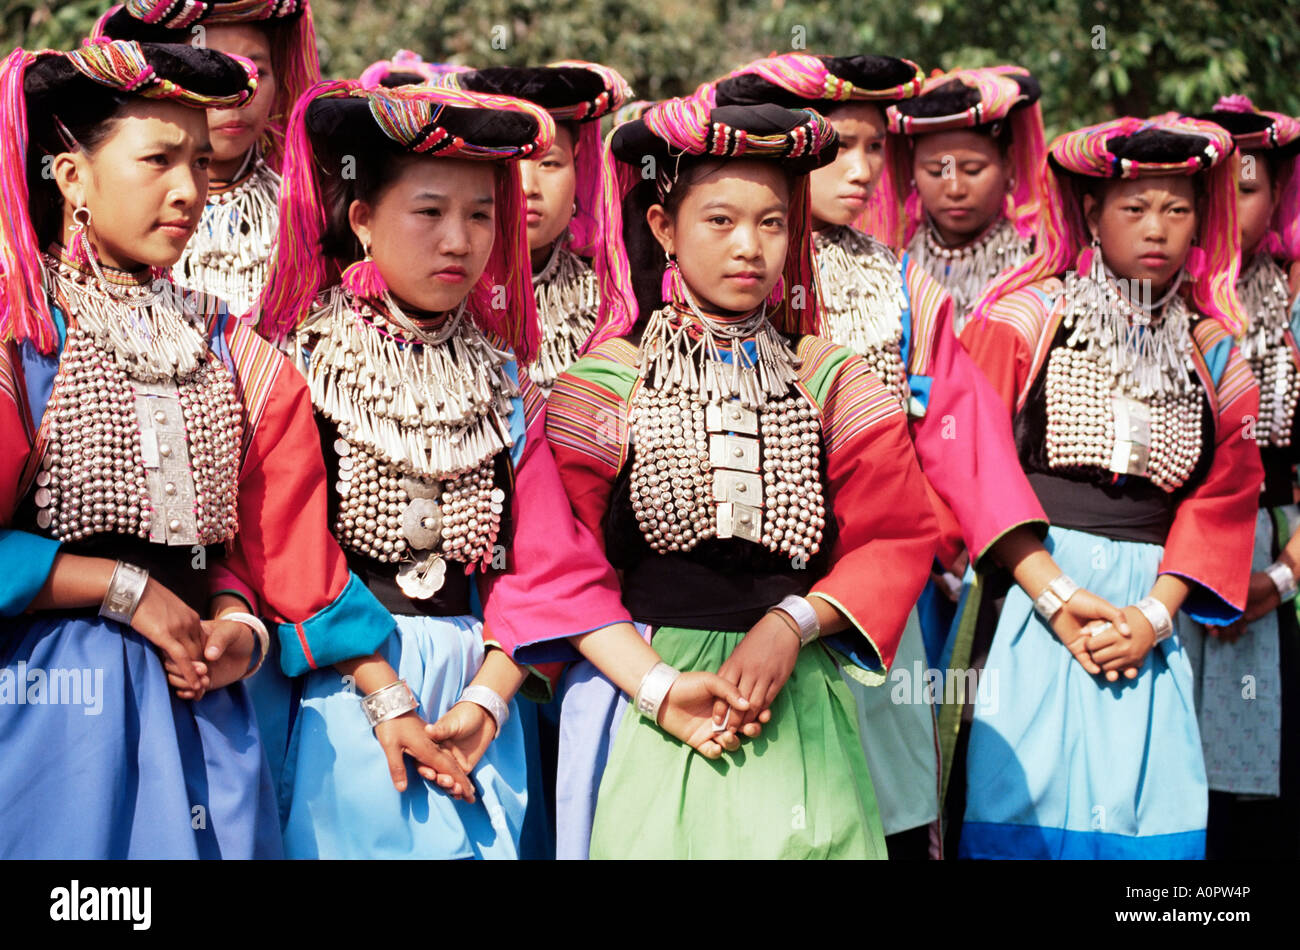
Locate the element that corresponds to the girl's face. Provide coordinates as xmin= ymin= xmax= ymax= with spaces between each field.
xmin=1234 ymin=149 xmax=1276 ymax=261
xmin=519 ymin=123 xmax=577 ymax=257
xmin=808 ymin=102 xmax=885 ymax=229
xmin=1083 ymin=175 xmax=1199 ymax=297
xmin=53 ymin=99 xmax=212 ymax=271
xmin=911 ymin=129 xmax=1010 ymax=244
xmin=647 ymin=159 xmax=790 ymax=315
xmin=349 ymin=157 xmax=497 ymax=314
xmin=202 ymin=25 xmax=278 ymax=175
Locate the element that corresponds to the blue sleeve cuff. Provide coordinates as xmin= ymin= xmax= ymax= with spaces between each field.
xmin=275 ymin=572 xmax=396 ymax=677
xmin=0 ymin=529 xmax=62 ymax=617
xmin=1172 ymin=573 xmax=1241 ymax=627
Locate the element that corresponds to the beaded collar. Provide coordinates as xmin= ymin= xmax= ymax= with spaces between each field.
xmin=908 ymin=215 xmax=1031 ymax=332
xmin=41 ymin=244 xmax=210 ymax=382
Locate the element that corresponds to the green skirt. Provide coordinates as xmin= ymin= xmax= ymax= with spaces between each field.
xmin=589 ymin=626 xmax=887 ymax=859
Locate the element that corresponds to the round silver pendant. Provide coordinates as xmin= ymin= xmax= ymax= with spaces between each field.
xmin=395 ymin=555 xmax=447 ymax=600
xmin=338 ymin=456 xmax=355 ymax=472
xmin=34 ymin=487 xmax=52 ymax=508
xmin=333 ymin=438 xmax=351 ymax=456
xmin=36 ymin=509 xmax=52 ymax=529
xmin=490 ymin=488 xmax=506 ymax=505
xmin=401 ymin=497 xmax=443 ymax=550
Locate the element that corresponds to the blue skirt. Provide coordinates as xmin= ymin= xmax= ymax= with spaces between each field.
xmin=0 ymin=613 xmax=282 ymax=858
xmin=959 ymin=526 xmax=1207 ymax=859
xmin=252 ymin=613 xmax=529 ymax=859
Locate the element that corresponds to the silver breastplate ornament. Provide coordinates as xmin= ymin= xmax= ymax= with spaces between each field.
xmin=1236 ymin=251 xmax=1298 ymax=448
xmin=298 ymin=288 xmax=514 ymax=599
xmin=173 ymin=153 xmax=280 ymax=316
xmin=628 ymin=296 xmax=826 ymax=562
xmin=529 ymin=236 xmax=599 ymax=395
xmin=34 ymin=253 xmax=243 ymax=546
xmin=1043 ymin=265 xmax=1203 ymax=492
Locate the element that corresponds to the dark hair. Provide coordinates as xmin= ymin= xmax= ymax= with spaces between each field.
xmin=26 ymin=90 xmax=132 ymax=247
xmin=317 ymin=138 xmax=419 ymax=262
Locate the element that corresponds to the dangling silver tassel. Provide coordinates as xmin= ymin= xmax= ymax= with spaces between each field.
xmin=173 ymin=151 xmax=280 ymax=316
xmin=529 ymin=235 xmax=600 ymax=394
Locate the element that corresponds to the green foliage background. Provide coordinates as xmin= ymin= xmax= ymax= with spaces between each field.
xmin=4 ymin=0 xmax=1298 ymax=137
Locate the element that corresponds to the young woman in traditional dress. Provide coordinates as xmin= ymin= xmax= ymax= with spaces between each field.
xmin=881 ymin=66 xmax=1045 ymax=335
xmin=956 ymin=115 xmax=1262 ymax=858
xmin=0 ymin=39 xmax=393 ymax=857
xmin=538 ymin=95 xmax=944 ymax=858
xmin=446 ymin=62 xmax=632 ymax=394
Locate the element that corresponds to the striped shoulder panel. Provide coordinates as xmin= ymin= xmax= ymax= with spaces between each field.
xmin=796 ymin=334 xmax=905 ymax=455
xmin=900 ymin=257 xmax=949 ymax=375
xmin=223 ymin=318 xmax=285 ymax=467
xmin=0 ymin=342 xmax=20 ymax=410
xmin=1193 ymin=318 xmax=1257 ymax=412
xmin=516 ymin=366 xmax=547 ymax=431
xmin=977 ymin=281 xmax=1060 ymax=351
xmin=583 ymin=336 xmax=639 ymax=368
xmin=544 ymin=345 xmax=635 ymax=473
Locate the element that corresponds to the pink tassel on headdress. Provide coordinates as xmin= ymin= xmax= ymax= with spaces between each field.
xmin=0 ymin=48 xmax=58 ymax=353
xmin=1183 ymin=246 xmax=1208 ymax=282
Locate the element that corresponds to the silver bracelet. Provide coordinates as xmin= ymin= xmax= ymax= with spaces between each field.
xmin=1266 ymin=561 xmax=1298 ymax=604
xmin=459 ymin=685 xmax=510 ymax=738
xmin=100 ymin=561 xmax=149 ymax=625
xmin=360 ymin=680 xmax=418 ymax=729
xmin=1134 ymin=596 xmax=1174 ymax=643
xmin=1033 ymin=574 xmax=1080 ymax=622
xmin=633 ymin=661 xmax=681 ymax=724
xmin=771 ymin=594 xmax=820 ymax=647
xmin=220 ymin=611 xmax=271 ymax=680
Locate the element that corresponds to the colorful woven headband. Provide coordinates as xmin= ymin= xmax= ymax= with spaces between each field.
xmin=1049 ymin=115 xmax=1234 ymax=179
xmin=360 ymin=50 xmax=468 ymax=89
xmin=887 ymin=66 xmax=1039 ymax=135
xmin=118 ymin=0 xmax=307 ymax=29
xmin=612 ymin=98 xmax=654 ymax=126
xmin=616 ymin=96 xmax=839 ymax=201
xmin=308 ymin=83 xmax=555 ymax=158
xmin=445 ymin=61 xmax=632 ymax=123
xmin=1197 ymin=95 xmax=1300 ymax=154
xmin=62 ymin=37 xmax=256 ymax=107
xmin=710 ymin=52 xmax=924 ymax=109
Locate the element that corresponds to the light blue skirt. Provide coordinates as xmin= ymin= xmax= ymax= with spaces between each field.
xmin=960 ymin=526 xmax=1208 ymax=859
xmin=252 ymin=613 xmax=529 ymax=859
xmin=0 ymin=613 xmax=281 ymax=858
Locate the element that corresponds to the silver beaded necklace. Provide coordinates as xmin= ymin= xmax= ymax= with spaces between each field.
xmin=813 ymin=225 xmax=909 ymax=411
xmin=529 ymin=234 xmax=599 ymax=395
xmin=909 ymin=216 xmax=1032 ymax=334
xmin=297 ymin=286 xmax=514 ymax=597
xmin=1236 ymin=251 xmax=1298 ymax=447
xmin=173 ymin=149 xmax=280 ymax=316
xmin=35 ymin=253 xmax=243 ymax=546
xmin=628 ymin=293 xmax=826 ymax=559
xmin=1044 ymin=262 xmax=1204 ymax=491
